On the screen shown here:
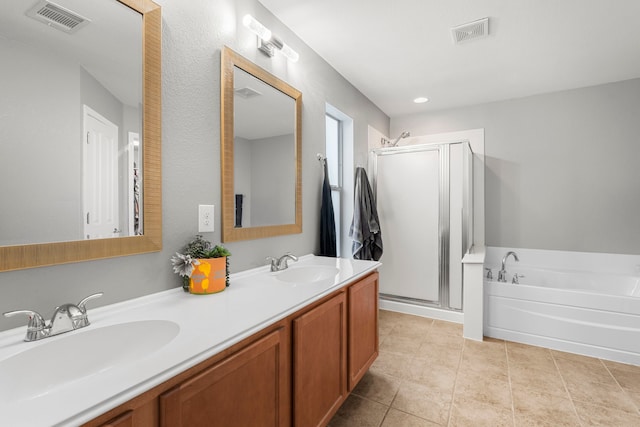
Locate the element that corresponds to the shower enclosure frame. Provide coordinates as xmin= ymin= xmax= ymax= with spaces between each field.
xmin=370 ymin=141 xmax=473 ymax=311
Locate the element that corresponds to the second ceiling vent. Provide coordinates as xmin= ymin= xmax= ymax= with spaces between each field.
xmin=451 ymin=17 xmax=489 ymax=44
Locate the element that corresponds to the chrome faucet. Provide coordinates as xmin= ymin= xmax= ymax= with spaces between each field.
xmin=498 ymin=251 xmax=519 ymax=282
xmin=3 ymin=292 xmax=103 ymax=342
xmin=267 ymin=253 xmax=298 ymax=272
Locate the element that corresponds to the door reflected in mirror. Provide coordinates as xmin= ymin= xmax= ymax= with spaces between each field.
xmin=0 ymin=0 xmax=142 ymax=245
xmin=221 ymin=47 xmax=302 ymax=242
xmin=233 ymin=67 xmax=296 ymax=228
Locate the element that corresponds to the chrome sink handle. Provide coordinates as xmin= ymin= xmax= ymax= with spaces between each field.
xmin=75 ymin=292 xmax=103 ymax=328
xmin=78 ymin=292 xmax=103 ymax=313
xmin=266 ymin=256 xmax=279 ymax=272
xmin=3 ymin=310 xmax=49 ymax=342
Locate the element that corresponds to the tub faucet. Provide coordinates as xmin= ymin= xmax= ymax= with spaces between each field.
xmin=267 ymin=253 xmax=298 ymax=272
xmin=498 ymin=251 xmax=519 ymax=282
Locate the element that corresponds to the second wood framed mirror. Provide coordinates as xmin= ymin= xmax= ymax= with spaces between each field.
xmin=220 ymin=47 xmax=302 ymax=242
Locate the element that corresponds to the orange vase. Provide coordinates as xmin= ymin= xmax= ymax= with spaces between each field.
xmin=189 ymin=257 xmax=227 ymax=294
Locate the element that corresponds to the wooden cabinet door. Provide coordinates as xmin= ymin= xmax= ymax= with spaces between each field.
xmin=348 ymin=272 xmax=379 ymax=390
xmin=293 ymin=292 xmax=347 ymax=427
xmin=159 ymin=327 xmax=289 ymax=427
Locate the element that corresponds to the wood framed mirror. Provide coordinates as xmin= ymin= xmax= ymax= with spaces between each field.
xmin=221 ymin=47 xmax=302 ymax=242
xmin=0 ymin=0 xmax=162 ymax=271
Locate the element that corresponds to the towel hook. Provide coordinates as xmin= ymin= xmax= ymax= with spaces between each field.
xmin=316 ymin=153 xmax=326 ymax=165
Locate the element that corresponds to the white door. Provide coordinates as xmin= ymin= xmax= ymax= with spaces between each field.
xmin=375 ymin=147 xmax=441 ymax=302
xmin=83 ymin=106 xmax=119 ymax=239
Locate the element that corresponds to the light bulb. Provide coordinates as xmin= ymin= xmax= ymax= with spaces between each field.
xmin=242 ymin=14 xmax=271 ymax=41
xmin=413 ymin=97 xmax=429 ymax=104
xmin=279 ymin=43 xmax=299 ymax=62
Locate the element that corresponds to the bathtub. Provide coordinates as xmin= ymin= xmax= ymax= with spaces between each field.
xmin=484 ymin=247 xmax=640 ymax=366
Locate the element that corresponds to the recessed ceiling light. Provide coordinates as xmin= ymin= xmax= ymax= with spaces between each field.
xmin=414 ymin=97 xmax=429 ymax=104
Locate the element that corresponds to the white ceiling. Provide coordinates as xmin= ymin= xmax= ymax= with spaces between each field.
xmin=258 ymin=0 xmax=640 ymax=118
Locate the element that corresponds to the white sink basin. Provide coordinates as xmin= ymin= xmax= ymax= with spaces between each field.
xmin=0 ymin=320 xmax=179 ymax=402
xmin=274 ymin=265 xmax=339 ymax=284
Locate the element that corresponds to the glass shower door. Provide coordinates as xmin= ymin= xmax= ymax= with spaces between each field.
xmin=374 ymin=146 xmax=441 ymax=303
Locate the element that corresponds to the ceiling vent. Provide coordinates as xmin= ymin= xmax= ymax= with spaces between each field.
xmin=451 ymin=17 xmax=489 ymax=44
xmin=26 ymin=0 xmax=90 ymax=34
xmin=234 ymin=87 xmax=262 ymax=99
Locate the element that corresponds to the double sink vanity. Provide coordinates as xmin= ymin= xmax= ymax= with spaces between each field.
xmin=0 ymin=1 xmax=378 ymax=426
xmin=0 ymin=255 xmax=380 ymax=426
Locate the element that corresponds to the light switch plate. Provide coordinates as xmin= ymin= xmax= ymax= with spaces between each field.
xmin=198 ymin=204 xmax=214 ymax=232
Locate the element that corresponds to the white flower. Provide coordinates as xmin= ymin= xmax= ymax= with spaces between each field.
xmin=171 ymin=252 xmax=200 ymax=277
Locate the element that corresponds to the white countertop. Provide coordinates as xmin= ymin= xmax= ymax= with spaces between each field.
xmin=0 ymin=255 xmax=380 ymax=427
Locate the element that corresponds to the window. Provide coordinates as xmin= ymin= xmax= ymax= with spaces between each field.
xmin=325 ymin=114 xmax=342 ymax=256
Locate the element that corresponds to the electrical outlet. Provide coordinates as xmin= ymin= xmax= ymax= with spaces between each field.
xmin=198 ymin=204 xmax=214 ymax=232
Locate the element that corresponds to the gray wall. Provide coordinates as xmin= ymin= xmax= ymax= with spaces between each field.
xmin=0 ymin=0 xmax=389 ymax=331
xmin=392 ymin=78 xmax=640 ymax=255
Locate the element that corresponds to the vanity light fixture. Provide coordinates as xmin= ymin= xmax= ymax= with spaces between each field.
xmin=242 ymin=14 xmax=299 ymax=62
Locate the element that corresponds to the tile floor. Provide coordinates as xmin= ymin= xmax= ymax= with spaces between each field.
xmin=329 ymin=309 xmax=640 ymax=427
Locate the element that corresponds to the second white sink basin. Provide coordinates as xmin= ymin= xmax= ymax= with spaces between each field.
xmin=0 ymin=320 xmax=179 ymax=402
xmin=274 ymin=265 xmax=340 ymax=284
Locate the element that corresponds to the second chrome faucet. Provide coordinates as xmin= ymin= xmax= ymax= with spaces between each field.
xmin=267 ymin=253 xmax=298 ymax=272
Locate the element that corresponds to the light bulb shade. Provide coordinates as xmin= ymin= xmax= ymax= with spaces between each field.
xmin=279 ymin=42 xmax=299 ymax=62
xmin=243 ymin=14 xmax=271 ymax=41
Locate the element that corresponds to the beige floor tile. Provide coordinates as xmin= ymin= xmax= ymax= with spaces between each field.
xmin=413 ymin=361 xmax=458 ymax=394
xmin=506 ymin=341 xmax=550 ymax=354
xmin=450 ymin=395 xmax=514 ymax=427
xmin=566 ymin=378 xmax=639 ymax=414
xmin=380 ymin=409 xmax=440 ymax=427
xmin=414 ymin=338 xmax=463 ymax=367
xmin=454 ymin=370 xmax=512 ymax=409
xmin=421 ymin=331 xmax=465 ymax=351
xmin=352 ymin=370 xmax=402 ymax=406
xmin=371 ymin=351 xmax=423 ymax=380
xmin=628 ymin=390 xmax=640 ymax=411
xmin=379 ymin=334 xmax=422 ymax=356
xmin=379 ymin=321 xmax=395 ymax=337
xmin=328 ymin=394 xmax=389 ymax=427
xmin=507 ymin=345 xmax=557 ymax=373
xmin=512 ymin=388 xmax=580 ymax=427
xmin=379 ymin=309 xmax=411 ymax=323
xmin=573 ymin=400 xmax=640 ymax=426
xmin=549 ymin=349 xmax=603 ymax=365
xmin=380 ymin=333 xmax=420 ymax=356
xmin=555 ymin=357 xmax=615 ymax=386
xmin=463 ymin=351 xmax=508 ymax=370
xmin=509 ymin=364 xmax=569 ymax=398
xmin=431 ymin=319 xmax=463 ymax=336
xmin=459 ymin=351 xmax=509 ymax=379
xmin=415 ymin=348 xmax=462 ymax=372
xmin=608 ymin=367 xmax=640 ymax=393
xmin=601 ymin=359 xmax=640 ymax=373
xmin=389 ymin=324 xmax=430 ymax=342
xmin=391 ymin=380 xmax=452 ymax=425
xmin=464 ymin=338 xmax=507 ymax=355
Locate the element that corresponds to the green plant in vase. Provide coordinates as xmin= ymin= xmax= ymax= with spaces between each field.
xmin=171 ymin=235 xmax=231 ymax=293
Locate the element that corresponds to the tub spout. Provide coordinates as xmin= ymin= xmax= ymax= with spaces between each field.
xmin=498 ymin=251 xmax=519 ymax=282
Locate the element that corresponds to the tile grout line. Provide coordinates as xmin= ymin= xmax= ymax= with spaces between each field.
xmin=599 ymin=358 xmax=640 ymax=416
xmin=504 ymin=341 xmax=517 ymax=427
xmin=550 ymin=351 xmax=585 ymax=427
xmin=445 ymin=335 xmax=465 ymax=427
